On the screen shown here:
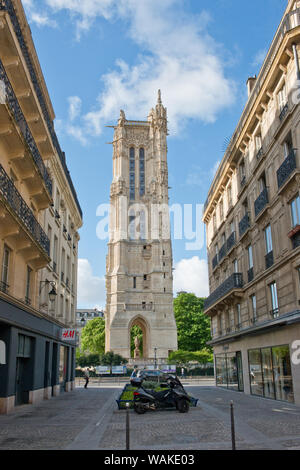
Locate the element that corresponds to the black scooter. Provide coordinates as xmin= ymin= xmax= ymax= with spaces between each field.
xmin=132 ymin=374 xmax=190 ymax=414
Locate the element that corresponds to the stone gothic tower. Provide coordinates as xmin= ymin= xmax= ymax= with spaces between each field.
xmin=105 ymin=91 xmax=178 ymax=362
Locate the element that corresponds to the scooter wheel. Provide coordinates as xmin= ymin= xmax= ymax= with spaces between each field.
xmin=177 ymin=399 xmax=189 ymax=413
xmin=134 ymin=403 xmax=147 ymax=414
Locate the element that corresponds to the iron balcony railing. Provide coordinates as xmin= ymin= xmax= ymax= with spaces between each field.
xmin=204 ymin=273 xmax=243 ymax=311
xmin=254 ymin=187 xmax=269 ymax=218
xmin=277 ymin=149 xmax=297 ymax=189
xmin=212 ymin=253 xmax=219 ymax=270
xmin=279 ymin=103 xmax=289 ymax=121
xmin=265 ymin=250 xmax=274 ymax=269
xmin=0 ymin=281 xmax=9 ymax=294
xmin=0 ymin=164 xmax=50 ymax=256
xmin=256 ymin=147 xmax=264 ymax=160
xmin=203 ymin=7 xmax=300 ymax=214
xmin=239 ymin=213 xmax=250 ymax=238
xmin=219 ymin=242 xmax=227 ymax=262
xmin=0 ymin=59 xmax=52 ymax=196
xmin=226 ymin=231 xmax=236 ymax=252
xmin=248 ymin=267 xmax=254 ymax=283
xmin=0 ymin=0 xmax=82 ymax=218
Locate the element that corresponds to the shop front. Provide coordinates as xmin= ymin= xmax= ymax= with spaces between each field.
xmin=248 ymin=345 xmax=294 ymax=403
xmin=215 ymin=351 xmax=244 ymax=392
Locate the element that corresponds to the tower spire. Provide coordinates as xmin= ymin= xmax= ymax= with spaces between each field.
xmin=157 ymin=89 xmax=162 ymax=105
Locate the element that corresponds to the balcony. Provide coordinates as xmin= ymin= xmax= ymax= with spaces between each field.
xmin=219 ymin=242 xmax=227 ymax=263
xmin=239 ymin=213 xmax=250 ymax=238
xmin=226 ymin=231 xmax=236 ymax=253
xmin=212 ymin=254 xmax=219 ymax=270
xmin=125 ymin=303 xmax=153 ymax=311
xmin=0 ymin=0 xmax=82 ymax=219
xmin=248 ymin=267 xmax=254 ymax=283
xmin=277 ymin=150 xmax=297 ymax=190
xmin=204 ymin=273 xmax=243 ymax=312
xmin=0 ymin=281 xmax=9 ymax=294
xmin=256 ymin=147 xmax=264 ymax=160
xmin=254 ymin=187 xmax=269 ymax=219
xmin=0 ymin=164 xmax=50 ymax=258
xmin=0 ymin=59 xmax=52 ymax=201
xmin=265 ymin=250 xmax=274 ymax=270
xmin=279 ymin=103 xmax=289 ymax=122
xmin=240 ymin=175 xmax=246 ymax=189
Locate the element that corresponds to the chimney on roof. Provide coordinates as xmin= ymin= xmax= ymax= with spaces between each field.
xmin=247 ymin=75 xmax=257 ymax=97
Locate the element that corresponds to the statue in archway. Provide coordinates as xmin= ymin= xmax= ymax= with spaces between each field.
xmin=134 ymin=335 xmax=140 ymax=359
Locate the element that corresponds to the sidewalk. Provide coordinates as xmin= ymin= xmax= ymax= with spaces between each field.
xmin=1 ymin=385 xmax=300 ymax=450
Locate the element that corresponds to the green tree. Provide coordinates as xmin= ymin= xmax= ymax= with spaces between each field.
xmin=173 ymin=292 xmax=211 ymax=352
xmin=76 ymin=352 xmax=101 ymax=367
xmin=100 ymin=351 xmax=128 ymax=366
xmin=168 ymin=349 xmax=213 ymax=365
xmin=81 ymin=317 xmax=105 ymax=354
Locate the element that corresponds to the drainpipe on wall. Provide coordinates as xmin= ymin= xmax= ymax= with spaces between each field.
xmin=292 ymin=43 xmax=300 ymax=81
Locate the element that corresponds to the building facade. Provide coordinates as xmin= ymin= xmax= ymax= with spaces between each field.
xmin=105 ymin=92 xmax=178 ymax=363
xmin=76 ymin=308 xmax=104 ymax=351
xmin=203 ymin=1 xmax=300 ymax=404
xmin=0 ymin=0 xmax=82 ymax=413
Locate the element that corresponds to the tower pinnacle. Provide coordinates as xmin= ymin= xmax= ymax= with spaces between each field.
xmin=157 ymin=89 xmax=162 ymax=105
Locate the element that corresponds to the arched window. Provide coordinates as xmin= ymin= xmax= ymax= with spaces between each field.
xmin=139 ymin=148 xmax=145 ymax=196
xmin=129 ymin=147 xmax=135 ymax=200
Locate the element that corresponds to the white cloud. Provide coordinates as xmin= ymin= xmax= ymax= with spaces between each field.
xmin=77 ymin=259 xmax=106 ymax=308
xmin=173 ymin=256 xmax=209 ymax=298
xmin=23 ymin=0 xmax=58 ymax=28
xmin=36 ymin=0 xmax=236 ymax=140
xmin=68 ymin=96 xmax=82 ymax=121
xmin=185 ymin=159 xmax=220 ymax=187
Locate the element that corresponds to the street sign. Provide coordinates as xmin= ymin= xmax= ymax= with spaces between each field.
xmin=161 ymin=365 xmax=176 ymax=373
xmin=112 ymin=365 xmax=126 ymax=374
xmin=61 ymin=329 xmax=76 ymax=342
xmin=95 ymin=366 xmax=111 ymax=375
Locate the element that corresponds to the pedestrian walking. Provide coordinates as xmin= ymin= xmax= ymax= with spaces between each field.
xmin=181 ymin=367 xmax=185 ymax=378
xmin=131 ymin=366 xmax=138 ymax=378
xmin=83 ymin=367 xmax=90 ymax=389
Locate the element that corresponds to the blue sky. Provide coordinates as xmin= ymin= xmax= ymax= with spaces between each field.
xmin=22 ymin=0 xmax=286 ymax=308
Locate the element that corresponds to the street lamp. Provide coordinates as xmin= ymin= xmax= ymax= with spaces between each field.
xmin=39 ymin=280 xmax=57 ymax=304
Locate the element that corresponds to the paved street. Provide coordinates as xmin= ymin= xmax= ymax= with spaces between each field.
xmin=1 ymin=384 xmax=300 ymax=450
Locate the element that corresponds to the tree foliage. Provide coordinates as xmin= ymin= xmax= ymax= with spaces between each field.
xmin=81 ymin=317 xmax=105 ymax=354
xmin=100 ymin=351 xmax=128 ymax=366
xmin=173 ymin=292 xmax=212 ymax=352
xmin=168 ymin=349 xmax=213 ymax=366
xmin=76 ymin=352 xmax=101 ymax=367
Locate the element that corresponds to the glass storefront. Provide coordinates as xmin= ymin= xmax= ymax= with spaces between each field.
xmin=215 ymin=352 xmax=244 ymax=391
xmin=248 ymin=345 xmax=294 ymax=403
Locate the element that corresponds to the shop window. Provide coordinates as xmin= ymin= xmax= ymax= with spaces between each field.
xmin=17 ymin=334 xmax=32 ymax=358
xmin=249 ymin=346 xmax=294 ymax=403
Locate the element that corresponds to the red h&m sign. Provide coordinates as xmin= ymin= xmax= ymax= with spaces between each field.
xmin=61 ymin=329 xmax=76 ymax=342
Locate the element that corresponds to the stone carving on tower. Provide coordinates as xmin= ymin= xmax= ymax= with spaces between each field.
xmin=105 ymin=91 xmax=178 ymax=363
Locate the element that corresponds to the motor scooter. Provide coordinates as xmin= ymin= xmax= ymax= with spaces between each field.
xmin=132 ymin=374 xmax=190 ymax=414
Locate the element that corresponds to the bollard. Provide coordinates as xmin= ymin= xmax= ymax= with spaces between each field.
xmin=126 ymin=402 xmax=130 ymax=450
xmin=230 ymin=401 xmax=236 ymax=450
